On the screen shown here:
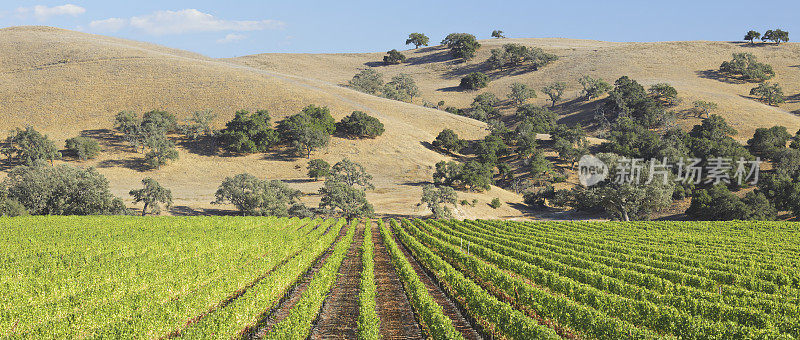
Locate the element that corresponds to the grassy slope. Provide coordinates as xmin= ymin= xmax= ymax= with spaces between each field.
xmin=0 ymin=26 xmax=532 ymax=218
xmin=230 ymin=38 xmax=800 ymax=140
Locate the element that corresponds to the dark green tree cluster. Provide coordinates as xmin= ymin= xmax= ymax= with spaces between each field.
xmin=307 ymin=159 xmax=330 ymax=181
xmin=278 ymin=105 xmax=336 ymax=158
xmin=65 ymin=136 xmax=101 ymax=161
xmin=1 ymin=164 xmax=127 ymax=216
xmin=750 ymin=82 xmax=785 ymax=106
xmin=441 ymin=33 xmax=481 ymax=60
xmin=719 ymin=53 xmax=775 ymax=82
xmin=336 ymin=111 xmax=385 ymax=138
xmin=432 ymin=129 xmax=467 ymax=154
xmin=433 ymin=160 xmax=493 ymax=192
xmin=603 ymin=76 xmax=671 ymax=129
xmin=648 ymin=83 xmax=680 ymax=106
xmin=348 ymin=70 xmax=419 ymax=102
xmin=762 ymin=29 xmax=789 ymax=45
xmin=2 ymin=127 xmax=61 ymax=165
xmin=748 ymin=126 xmax=792 ymax=159
xmin=218 ymin=110 xmax=279 ymax=154
xmin=383 ymin=49 xmax=407 ymax=65
xmin=687 ymin=184 xmax=775 ymax=220
xmin=515 ymin=105 xmax=558 ymax=133
xmin=459 ymin=72 xmax=489 ymax=90
xmin=486 ymin=43 xmax=557 ymax=71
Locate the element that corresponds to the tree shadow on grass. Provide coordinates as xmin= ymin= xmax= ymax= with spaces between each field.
xmin=695 ymin=70 xmax=751 ymax=85
xmin=97 ymin=157 xmax=150 ymax=172
xmin=170 ymin=205 xmax=239 ymax=216
xmin=176 ymin=135 xmax=219 ymax=157
xmin=80 ymin=129 xmax=131 ymax=152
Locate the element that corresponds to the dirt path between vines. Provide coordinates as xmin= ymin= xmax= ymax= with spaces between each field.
xmin=309 ymin=223 xmax=365 ymax=339
xmin=242 ymin=223 xmax=347 ymax=339
xmin=372 ymin=225 xmax=423 ymax=340
xmin=393 ymin=229 xmax=483 ymax=340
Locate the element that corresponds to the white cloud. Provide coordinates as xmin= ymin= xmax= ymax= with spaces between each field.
xmin=99 ymin=9 xmax=283 ymax=35
xmin=89 ymin=17 xmax=127 ymax=32
xmin=17 ymin=4 xmax=86 ymax=21
xmin=217 ymin=33 xmax=246 ymax=44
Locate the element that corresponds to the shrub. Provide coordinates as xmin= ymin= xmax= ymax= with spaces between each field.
xmin=441 ymin=33 xmax=481 ymax=60
xmin=719 ymin=53 xmax=774 ymax=82
xmin=336 ymin=111 xmax=385 ymax=138
xmin=405 ymin=33 xmax=429 ymax=48
xmin=1 ymin=164 xmax=127 ymax=215
xmin=0 ymin=197 xmax=27 ymax=217
xmin=217 ymin=110 xmax=279 ymax=154
xmin=383 ymin=49 xmax=406 ymax=65
xmin=213 ymin=173 xmax=300 ymax=216
xmin=489 ymin=198 xmax=502 ymax=209
xmin=307 ymin=159 xmax=331 ymax=181
xmin=383 ymin=74 xmax=418 ymax=102
xmin=460 ymin=72 xmax=489 ymax=90
xmin=65 ymin=136 xmax=100 ymax=161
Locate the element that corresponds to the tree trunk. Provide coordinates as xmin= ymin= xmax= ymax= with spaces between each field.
xmin=141 ymin=202 xmax=148 ymax=216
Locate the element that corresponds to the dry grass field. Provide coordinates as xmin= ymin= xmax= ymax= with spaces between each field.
xmin=2 ymin=26 xmax=799 ymax=218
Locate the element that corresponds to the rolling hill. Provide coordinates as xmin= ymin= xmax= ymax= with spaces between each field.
xmin=2 ymin=26 xmax=799 ymax=218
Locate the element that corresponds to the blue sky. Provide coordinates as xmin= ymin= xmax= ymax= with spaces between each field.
xmin=1 ymin=1 xmax=797 ymax=58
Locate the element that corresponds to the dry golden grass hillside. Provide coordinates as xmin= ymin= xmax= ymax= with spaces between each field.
xmin=0 ymin=26 xmax=537 ymax=218
xmin=231 ymin=38 xmax=800 ymax=140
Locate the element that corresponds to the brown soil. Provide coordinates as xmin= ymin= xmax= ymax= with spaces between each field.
xmin=242 ymin=223 xmax=348 ymax=339
xmin=309 ymin=224 xmax=365 ymax=339
xmin=392 ymin=231 xmax=483 ymax=340
xmin=371 ymin=225 xmax=423 ymax=340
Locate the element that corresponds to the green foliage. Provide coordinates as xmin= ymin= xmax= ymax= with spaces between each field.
xmin=112 ymin=110 xmax=181 ymax=167
xmin=3 ymin=127 xmax=61 ymax=165
xmin=141 ymin=110 xmax=178 ymax=136
xmin=336 ymin=111 xmax=385 ymax=138
xmin=405 ymin=32 xmax=430 ymax=48
xmin=319 ymin=159 xmax=374 ymax=218
xmin=523 ymin=184 xmax=554 ymax=207
xmin=64 ymin=137 xmax=100 ymax=161
xmin=541 ymin=82 xmax=567 ymax=107
xmin=307 ymin=159 xmax=330 ymax=180
xmin=648 ymin=83 xmax=679 ymax=106
xmin=750 ymin=82 xmax=785 ymax=106
xmin=474 ymin=134 xmax=509 ymax=165
xmin=489 ymin=197 xmax=502 ymax=209
xmin=0 ymin=197 xmax=27 ymax=216
xmin=1 ymin=164 xmax=127 ymax=215
xmin=748 ymin=126 xmax=792 ymax=159
xmin=432 ymin=129 xmax=466 ymax=154
xmin=762 ymin=29 xmax=789 ymax=44
xmin=181 ymin=109 xmax=217 ymax=140
xmin=516 ymin=104 xmax=558 ymax=133
xmin=213 ymin=173 xmax=300 ymax=216
xmin=383 ymin=73 xmax=419 ymax=102
xmin=744 ymin=30 xmax=761 ymax=44
xmin=491 ymin=30 xmax=505 ymax=38
xmin=605 ymin=76 xmax=668 ymax=128
xmin=508 ymin=82 xmax=537 ymax=105
xmin=578 ymin=75 xmax=612 ymax=100
xmin=143 ymin=137 xmax=179 ymax=169
xmin=441 ymin=33 xmax=481 ymax=60
xmin=421 ymin=184 xmax=458 ymax=218
xmin=689 ymin=100 xmax=718 ymax=118
xmin=218 ymin=110 xmax=278 ymax=154
xmin=459 ymin=72 xmax=489 ymax=90
xmin=357 ymin=221 xmax=380 ymax=340
xmin=383 ymin=49 xmax=407 ymax=64
xmin=719 ymin=53 xmax=775 ymax=82
xmin=129 ymin=178 xmax=172 ymax=216
xmin=486 ymin=44 xmax=557 ymax=70
xmin=687 ymin=184 xmax=775 ymax=220
xmin=471 ymin=92 xmax=500 ymax=117
xmin=113 ymin=111 xmax=142 ymax=149
xmin=348 ymin=69 xmax=384 ymax=95
xmin=279 ymin=105 xmax=336 ymax=158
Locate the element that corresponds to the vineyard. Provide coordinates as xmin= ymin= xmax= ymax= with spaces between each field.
xmin=2 ymin=217 xmax=800 ymax=339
